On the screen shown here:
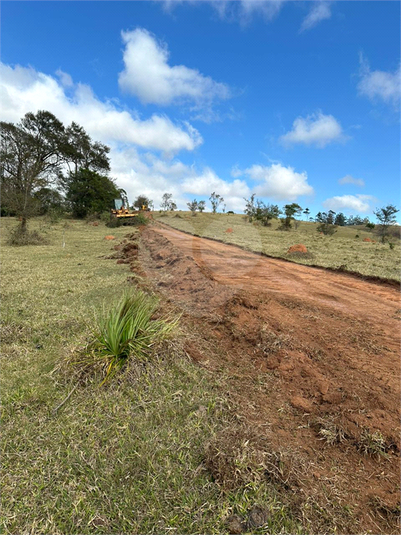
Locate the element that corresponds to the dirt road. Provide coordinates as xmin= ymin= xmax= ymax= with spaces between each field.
xmin=122 ymin=223 xmax=400 ymax=533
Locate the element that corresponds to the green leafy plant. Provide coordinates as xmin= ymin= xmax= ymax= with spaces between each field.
xmin=80 ymin=292 xmax=178 ymax=384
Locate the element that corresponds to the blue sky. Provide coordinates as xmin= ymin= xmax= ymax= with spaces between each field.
xmin=1 ymin=0 xmax=400 ymax=218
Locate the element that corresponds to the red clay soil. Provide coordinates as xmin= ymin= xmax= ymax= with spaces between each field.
xmin=122 ymin=224 xmax=400 ymax=533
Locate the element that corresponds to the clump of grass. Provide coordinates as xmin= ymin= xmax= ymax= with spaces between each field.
xmin=7 ymin=225 xmax=48 ymax=246
xmin=315 ymin=418 xmax=346 ymax=445
xmin=76 ymin=292 xmax=178 ymax=384
xmin=205 ymin=425 xmax=267 ymax=491
xmin=358 ymin=429 xmax=387 ymax=457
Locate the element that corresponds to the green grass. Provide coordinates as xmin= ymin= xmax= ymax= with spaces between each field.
xmin=155 ymin=212 xmax=401 ymax=281
xmin=1 ymin=217 xmax=302 ymax=534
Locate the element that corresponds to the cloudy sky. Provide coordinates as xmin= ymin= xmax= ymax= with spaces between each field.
xmin=1 ymin=0 xmax=400 ymax=217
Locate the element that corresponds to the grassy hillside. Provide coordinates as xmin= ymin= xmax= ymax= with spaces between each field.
xmin=0 ymin=217 xmax=300 ymax=534
xmin=154 ymin=212 xmax=400 ymax=281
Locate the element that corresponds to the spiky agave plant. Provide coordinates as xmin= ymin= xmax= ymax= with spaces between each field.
xmin=87 ymin=291 xmax=177 ymax=384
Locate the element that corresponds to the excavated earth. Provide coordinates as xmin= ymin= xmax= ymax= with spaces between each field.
xmin=113 ymin=223 xmax=400 ymax=534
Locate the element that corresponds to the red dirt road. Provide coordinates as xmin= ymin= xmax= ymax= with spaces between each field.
xmin=125 ymin=224 xmax=400 ymax=533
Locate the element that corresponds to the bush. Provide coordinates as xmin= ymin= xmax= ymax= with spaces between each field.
xmin=75 ymin=292 xmax=178 ymax=384
xmin=7 ymin=226 xmax=48 ymax=246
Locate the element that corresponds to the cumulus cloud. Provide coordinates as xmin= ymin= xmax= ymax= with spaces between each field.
xmin=111 ymin=147 xmax=250 ymax=212
xmin=244 ymin=163 xmax=314 ymax=201
xmin=280 ymin=111 xmax=345 ymax=148
xmin=0 ymin=63 xmax=202 ymax=154
xmin=338 ymin=174 xmax=365 ymax=188
xmin=323 ymin=194 xmax=374 ymax=213
xmin=299 ymin=1 xmax=332 ymax=33
xmin=357 ymin=53 xmax=401 ymax=107
xmin=118 ymin=28 xmax=230 ymax=108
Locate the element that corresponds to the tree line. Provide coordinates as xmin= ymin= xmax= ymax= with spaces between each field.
xmin=0 ymin=110 xmax=123 ymax=231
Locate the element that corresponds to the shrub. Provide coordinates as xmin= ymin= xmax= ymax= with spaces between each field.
xmin=7 ymin=225 xmax=48 ymax=246
xmin=76 ymin=292 xmax=178 ymax=384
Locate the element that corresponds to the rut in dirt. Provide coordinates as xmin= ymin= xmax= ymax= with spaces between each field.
xmin=119 ymin=224 xmax=400 ymax=534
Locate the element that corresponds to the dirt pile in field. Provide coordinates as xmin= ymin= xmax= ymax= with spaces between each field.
xmin=287 ymin=243 xmax=308 ymax=253
xmin=114 ymin=224 xmax=400 ymax=534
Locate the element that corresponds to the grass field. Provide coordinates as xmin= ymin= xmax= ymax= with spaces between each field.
xmin=1 ymin=217 xmax=301 ymax=534
xmin=154 ymin=212 xmax=400 ymax=281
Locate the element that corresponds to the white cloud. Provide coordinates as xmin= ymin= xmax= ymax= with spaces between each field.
xmin=323 ymin=194 xmax=374 ymax=213
xmin=338 ymin=175 xmax=365 ymax=188
xmin=357 ymin=54 xmax=401 ymax=107
xmin=299 ymin=1 xmax=332 ymax=33
xmin=0 ymin=62 xmax=202 ymax=154
xmin=118 ymin=28 xmax=230 ymax=108
xmin=244 ymin=163 xmax=314 ymax=201
xmin=230 ymin=164 xmax=243 ymax=178
xmin=280 ymin=111 xmax=345 ymax=148
xmin=111 ymin=147 xmax=250 ymax=212
xmin=161 ymin=0 xmax=285 ymax=24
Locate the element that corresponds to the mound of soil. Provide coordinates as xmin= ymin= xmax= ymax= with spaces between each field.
xmin=226 ymin=228 xmax=233 ymax=233
xmin=111 ymin=224 xmax=400 ymax=534
xmin=363 ymin=238 xmax=376 ymax=243
xmin=287 ymin=244 xmax=308 ymax=253
xmin=104 ymin=235 xmax=115 ymax=240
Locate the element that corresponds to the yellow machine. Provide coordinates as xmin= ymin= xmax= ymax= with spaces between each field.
xmin=110 ymin=199 xmax=149 ymax=221
xmin=111 ymin=199 xmax=137 ymax=220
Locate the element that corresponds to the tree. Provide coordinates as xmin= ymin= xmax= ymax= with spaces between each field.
xmin=187 ymin=199 xmax=199 ymax=215
xmin=374 ymin=204 xmax=399 ymax=242
xmin=316 ymin=211 xmax=337 ymax=235
xmin=303 ymin=208 xmax=310 ymax=221
xmin=33 ymin=187 xmax=64 ymax=215
xmin=244 ymin=194 xmax=256 ymax=222
xmin=133 ymin=195 xmax=152 ymax=210
xmin=1 ymin=111 xmax=70 ymax=231
xmin=256 ymin=201 xmax=281 ymax=226
xmin=160 ymin=193 xmax=177 ymax=211
xmin=64 ymin=121 xmax=110 ymax=177
xmin=334 ymin=212 xmax=347 ymax=226
xmin=279 ymin=203 xmax=302 ymax=230
xmin=198 ymin=200 xmax=206 ymax=212
xmin=65 ymin=169 xmax=120 ymax=218
xmin=209 ymin=191 xmax=224 ymax=214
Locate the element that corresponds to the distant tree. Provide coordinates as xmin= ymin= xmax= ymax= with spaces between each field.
xmin=374 ymin=204 xmax=399 ymax=242
xmin=187 ymin=199 xmax=199 ymax=215
xmin=334 ymin=212 xmax=347 ymax=226
xmin=365 ymin=222 xmax=375 ymax=231
xmin=257 ymin=202 xmax=281 ymax=227
xmin=160 ymin=193 xmax=177 ymax=211
xmin=316 ymin=211 xmax=337 ymax=235
xmin=133 ymin=195 xmax=152 ymax=210
xmin=66 ymin=169 xmax=120 ymax=218
xmin=279 ymin=203 xmax=302 ymax=230
xmin=209 ymin=191 xmax=224 ymax=214
xmin=244 ymin=194 xmax=256 ymax=222
xmin=0 ymin=111 xmax=71 ymax=232
xmin=198 ymin=200 xmax=206 ymax=212
xmin=118 ymin=188 xmax=129 ymax=209
xmin=303 ymin=208 xmax=310 ymax=221
xmin=346 ymin=215 xmax=364 ymax=226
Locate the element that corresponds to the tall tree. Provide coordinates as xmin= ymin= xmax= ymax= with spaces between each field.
xmin=160 ymin=193 xmax=177 ymax=211
xmin=374 ymin=204 xmax=399 ymax=242
xmin=1 ymin=111 xmax=69 ymax=231
xmin=279 ymin=203 xmax=302 ymax=230
xmin=65 ymin=169 xmax=120 ymax=218
xmin=209 ymin=192 xmax=224 ymax=214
